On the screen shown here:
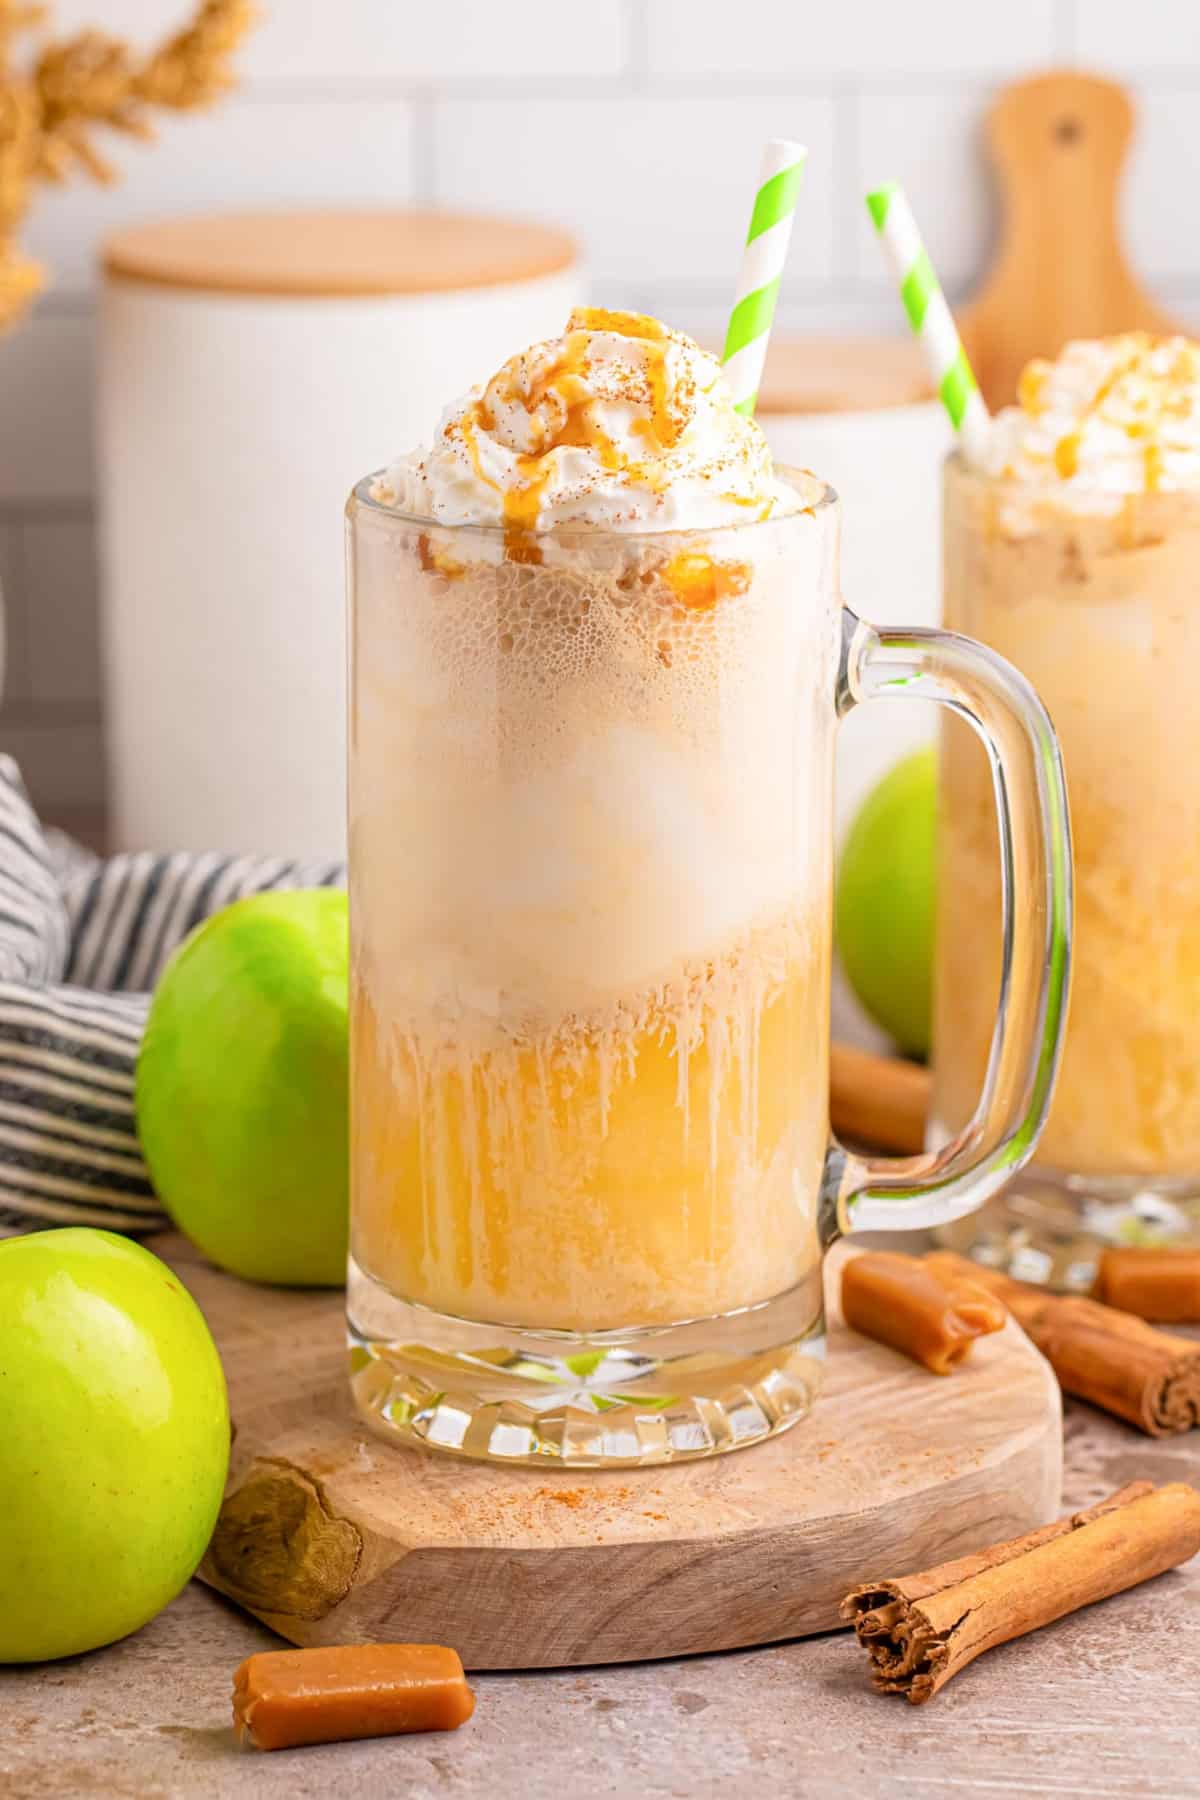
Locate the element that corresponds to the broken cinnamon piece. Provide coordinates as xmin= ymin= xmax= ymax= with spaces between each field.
xmin=1093 ymin=1246 xmax=1200 ymax=1323
xmin=829 ymin=1043 xmax=930 ymax=1155
xmin=924 ymin=1251 xmax=1200 ymax=1435
xmin=1030 ymin=1296 xmax=1200 ymax=1434
xmin=841 ymin=1250 xmax=1006 ymax=1374
xmin=842 ymin=1480 xmax=1200 ymax=1704
xmin=232 ymin=1644 xmax=474 ymax=1752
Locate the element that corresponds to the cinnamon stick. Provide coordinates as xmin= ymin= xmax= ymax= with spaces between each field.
xmin=232 ymin=1645 xmax=474 ymax=1751
xmin=829 ymin=1043 xmax=930 ymax=1154
xmin=925 ymin=1251 xmax=1200 ymax=1435
xmin=842 ymin=1481 xmax=1200 ymax=1703
xmin=1093 ymin=1246 xmax=1200 ymax=1323
xmin=841 ymin=1251 xmax=1006 ymax=1374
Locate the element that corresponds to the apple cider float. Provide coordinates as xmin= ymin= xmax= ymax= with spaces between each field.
xmin=348 ymin=312 xmax=836 ymax=1457
xmin=935 ymin=334 xmax=1200 ymax=1264
xmin=347 ymin=307 xmax=1070 ymax=1461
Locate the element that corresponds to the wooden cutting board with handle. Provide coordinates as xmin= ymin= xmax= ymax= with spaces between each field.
xmin=959 ymin=70 xmax=1185 ymax=408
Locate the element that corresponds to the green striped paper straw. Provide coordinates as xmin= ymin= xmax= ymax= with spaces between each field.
xmin=722 ymin=139 xmax=807 ymax=417
xmin=866 ymin=181 xmax=991 ymax=464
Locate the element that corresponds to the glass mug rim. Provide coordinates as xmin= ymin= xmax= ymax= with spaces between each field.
xmin=347 ymin=464 xmax=839 ymax=544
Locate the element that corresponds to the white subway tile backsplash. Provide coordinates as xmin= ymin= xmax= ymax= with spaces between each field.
xmin=14 ymin=0 xmax=1200 ymax=815
xmin=48 ymin=0 xmax=629 ymax=83
xmin=242 ymin=1 xmax=629 ymax=83
xmin=23 ymin=98 xmax=416 ymax=295
xmin=21 ymin=519 xmax=100 ymax=707
xmin=645 ymin=0 xmax=1057 ymax=80
xmin=1071 ymin=2 xmax=1200 ymax=70
xmin=661 ymin=296 xmax=916 ymax=355
xmin=0 ymin=315 xmax=94 ymax=504
xmin=433 ymin=94 xmax=837 ymax=285
xmin=37 ymin=0 xmax=180 ymax=44
xmin=1122 ymin=87 xmax=1200 ymax=281
xmin=853 ymin=88 xmax=997 ymax=291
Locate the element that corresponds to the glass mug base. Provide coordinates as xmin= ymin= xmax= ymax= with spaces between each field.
xmin=933 ymin=1164 xmax=1200 ymax=1291
xmin=346 ymin=1258 xmax=826 ymax=1468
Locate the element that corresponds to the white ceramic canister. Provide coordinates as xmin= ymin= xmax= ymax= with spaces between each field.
xmin=99 ymin=211 xmax=581 ymax=856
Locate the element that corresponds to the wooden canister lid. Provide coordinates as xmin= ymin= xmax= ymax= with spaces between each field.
xmin=102 ymin=210 xmax=578 ymax=299
xmin=755 ymin=335 xmax=934 ymax=414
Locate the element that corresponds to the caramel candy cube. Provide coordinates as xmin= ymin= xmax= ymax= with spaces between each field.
xmin=233 ymin=1644 xmax=475 ymax=1752
xmin=1093 ymin=1248 xmax=1200 ymax=1324
xmin=842 ymin=1251 xmax=1007 ymax=1374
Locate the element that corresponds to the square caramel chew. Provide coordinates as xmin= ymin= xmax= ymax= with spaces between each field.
xmin=233 ymin=1644 xmax=475 ymax=1752
xmin=841 ymin=1251 xmax=1006 ymax=1374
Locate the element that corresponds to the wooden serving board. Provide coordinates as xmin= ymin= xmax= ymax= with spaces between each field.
xmin=165 ymin=1235 xmax=1063 ymax=1670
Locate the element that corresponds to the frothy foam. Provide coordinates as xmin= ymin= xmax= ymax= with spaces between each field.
xmin=371 ymin=308 xmax=800 ymax=536
xmin=352 ymin=516 xmax=833 ymax=1036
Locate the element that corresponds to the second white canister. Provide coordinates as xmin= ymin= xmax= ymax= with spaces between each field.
xmin=99 ymin=210 xmax=581 ymax=857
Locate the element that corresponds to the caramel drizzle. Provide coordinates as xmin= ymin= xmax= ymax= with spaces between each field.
xmin=429 ymin=310 xmax=768 ymax=593
xmin=1031 ymin=333 xmax=1198 ymax=492
xmin=476 ymin=309 xmax=691 ymax=560
xmin=1053 ymin=432 xmax=1080 ymax=480
xmin=661 ymin=552 xmax=752 ymax=612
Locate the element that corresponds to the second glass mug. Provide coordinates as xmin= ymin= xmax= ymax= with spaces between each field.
xmin=935 ymin=455 xmax=1200 ymax=1279
xmin=345 ymin=468 xmax=1072 ymax=1467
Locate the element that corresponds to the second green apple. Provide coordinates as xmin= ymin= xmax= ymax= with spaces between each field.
xmin=137 ymin=888 xmax=349 ymax=1287
xmin=836 ymin=748 xmax=937 ymax=1059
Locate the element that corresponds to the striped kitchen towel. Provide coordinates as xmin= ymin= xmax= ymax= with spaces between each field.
xmin=0 ymin=756 xmax=344 ymax=1234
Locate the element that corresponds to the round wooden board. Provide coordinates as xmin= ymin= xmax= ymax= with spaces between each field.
xmin=165 ymin=1236 xmax=1062 ymax=1670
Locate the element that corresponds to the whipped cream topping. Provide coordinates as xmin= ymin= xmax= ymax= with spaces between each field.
xmin=987 ymin=333 xmax=1200 ymax=496
xmin=371 ymin=308 xmax=800 ymax=534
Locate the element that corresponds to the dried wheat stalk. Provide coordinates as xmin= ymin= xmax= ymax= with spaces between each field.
xmin=0 ymin=0 xmax=256 ymax=330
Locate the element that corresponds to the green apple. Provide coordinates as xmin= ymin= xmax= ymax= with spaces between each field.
xmin=836 ymin=748 xmax=937 ymax=1059
xmin=0 ymin=1228 xmax=228 ymax=1663
xmin=136 ymin=889 xmax=348 ymax=1287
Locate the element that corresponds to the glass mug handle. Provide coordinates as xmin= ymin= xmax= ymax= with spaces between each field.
xmin=823 ymin=609 xmax=1073 ymax=1243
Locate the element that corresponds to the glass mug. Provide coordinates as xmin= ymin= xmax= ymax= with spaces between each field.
xmin=935 ymin=454 xmax=1199 ymax=1281
xmin=345 ymin=469 xmax=1071 ymax=1467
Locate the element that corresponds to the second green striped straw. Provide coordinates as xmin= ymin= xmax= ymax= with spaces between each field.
xmin=866 ymin=181 xmax=992 ymax=466
xmin=722 ymin=138 xmax=807 ymax=417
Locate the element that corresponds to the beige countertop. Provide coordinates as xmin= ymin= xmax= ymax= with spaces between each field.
xmin=3 ymin=1396 xmax=1198 ymax=1800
